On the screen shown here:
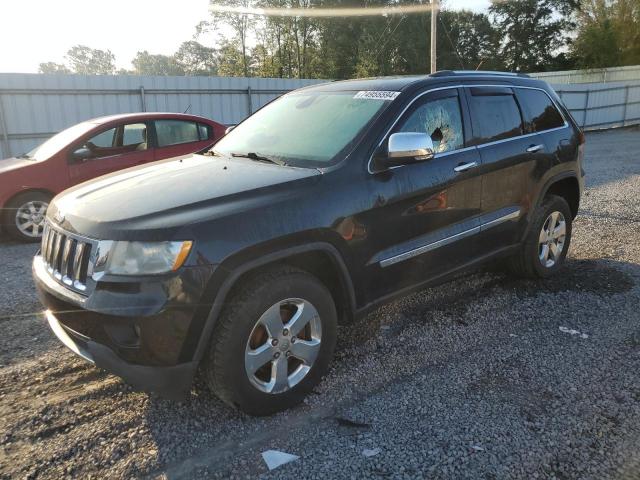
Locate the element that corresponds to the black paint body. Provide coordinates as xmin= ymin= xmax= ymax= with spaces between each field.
xmin=33 ymin=73 xmax=584 ymax=398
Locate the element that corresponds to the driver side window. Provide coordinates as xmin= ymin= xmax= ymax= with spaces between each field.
xmin=88 ymin=128 xmax=117 ymax=149
xmin=398 ymin=95 xmax=464 ymax=154
xmin=73 ymin=123 xmax=148 ymax=161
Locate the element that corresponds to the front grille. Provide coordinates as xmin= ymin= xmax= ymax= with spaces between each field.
xmin=41 ymin=222 xmax=93 ymax=293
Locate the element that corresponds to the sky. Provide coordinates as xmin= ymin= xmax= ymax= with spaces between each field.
xmin=0 ymin=0 xmax=491 ymax=73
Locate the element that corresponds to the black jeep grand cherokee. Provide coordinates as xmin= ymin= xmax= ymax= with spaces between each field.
xmin=33 ymin=71 xmax=584 ymax=415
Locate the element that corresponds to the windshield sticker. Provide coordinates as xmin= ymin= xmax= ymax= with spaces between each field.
xmin=353 ymin=90 xmax=401 ymax=101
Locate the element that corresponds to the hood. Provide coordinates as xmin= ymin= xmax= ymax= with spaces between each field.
xmin=0 ymin=157 xmax=35 ymax=174
xmin=51 ymin=153 xmax=320 ymax=238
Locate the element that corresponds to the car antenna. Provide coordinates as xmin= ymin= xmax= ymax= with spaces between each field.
xmin=183 ymin=104 xmax=192 ymax=114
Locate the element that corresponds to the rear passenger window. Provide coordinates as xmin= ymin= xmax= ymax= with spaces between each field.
xmin=397 ymin=96 xmax=464 ymax=153
xmin=469 ymin=91 xmax=523 ymax=143
xmin=155 ymin=120 xmax=200 ymax=147
xmin=122 ymin=123 xmax=147 ymax=148
xmin=516 ymin=89 xmax=565 ymax=132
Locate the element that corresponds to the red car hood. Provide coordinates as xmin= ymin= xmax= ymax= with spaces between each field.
xmin=0 ymin=157 xmax=34 ymax=174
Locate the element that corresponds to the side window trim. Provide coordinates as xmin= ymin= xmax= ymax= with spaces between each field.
xmin=366 ymin=84 xmax=570 ymax=174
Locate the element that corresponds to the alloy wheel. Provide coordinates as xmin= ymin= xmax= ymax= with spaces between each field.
xmin=538 ymin=211 xmax=566 ymax=268
xmin=15 ymin=201 xmax=48 ymax=238
xmin=244 ymin=298 xmax=322 ymax=394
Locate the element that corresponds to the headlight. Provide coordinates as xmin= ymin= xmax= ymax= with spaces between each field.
xmin=96 ymin=240 xmax=193 ymax=275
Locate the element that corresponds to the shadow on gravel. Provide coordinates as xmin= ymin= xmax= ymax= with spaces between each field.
xmin=503 ymin=258 xmax=636 ymax=296
xmin=337 ymin=258 xmax=636 ymax=350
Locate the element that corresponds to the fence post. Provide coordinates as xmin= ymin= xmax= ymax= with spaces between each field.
xmin=247 ymin=86 xmax=253 ymax=116
xmin=0 ymin=94 xmax=10 ymax=158
xmin=582 ymin=90 xmax=590 ymax=128
xmin=622 ymin=85 xmax=630 ymax=127
xmin=139 ymin=86 xmax=146 ymax=112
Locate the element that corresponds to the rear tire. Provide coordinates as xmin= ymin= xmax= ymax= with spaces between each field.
xmin=203 ymin=266 xmax=337 ymax=416
xmin=509 ymin=194 xmax=572 ymax=279
xmin=2 ymin=191 xmax=51 ymax=242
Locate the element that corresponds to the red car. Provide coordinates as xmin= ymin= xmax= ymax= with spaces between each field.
xmin=0 ymin=112 xmax=226 ymax=241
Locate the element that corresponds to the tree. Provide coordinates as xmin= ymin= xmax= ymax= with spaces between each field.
xmin=132 ymin=51 xmax=185 ymax=75
xmin=38 ymin=62 xmax=71 ymax=74
xmin=65 ymin=45 xmax=116 ymax=74
xmin=174 ymin=41 xmax=218 ymax=75
xmin=216 ymin=39 xmax=248 ymax=76
xmin=437 ymin=10 xmax=503 ymax=71
xmin=489 ymin=0 xmax=578 ymax=72
xmin=199 ymin=0 xmax=256 ymax=76
xmin=571 ymin=0 xmax=640 ymax=68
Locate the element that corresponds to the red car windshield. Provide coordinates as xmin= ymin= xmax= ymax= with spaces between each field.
xmin=25 ymin=121 xmax=96 ymax=161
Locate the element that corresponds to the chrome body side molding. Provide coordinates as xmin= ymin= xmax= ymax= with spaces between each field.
xmin=378 ymin=208 xmax=521 ymax=267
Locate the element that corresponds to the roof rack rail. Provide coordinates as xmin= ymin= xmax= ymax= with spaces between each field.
xmin=430 ymin=70 xmax=530 ymax=78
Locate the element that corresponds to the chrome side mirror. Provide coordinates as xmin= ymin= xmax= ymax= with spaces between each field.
xmin=388 ymin=132 xmax=435 ymax=161
xmin=372 ymin=132 xmax=435 ymax=171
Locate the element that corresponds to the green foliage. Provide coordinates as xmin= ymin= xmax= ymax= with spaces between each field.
xmin=489 ymin=0 xmax=578 ymax=72
xmin=132 ymin=51 xmax=185 ymax=75
xmin=174 ymin=41 xmax=218 ymax=75
xmin=38 ymin=62 xmax=70 ymax=74
xmin=572 ymin=0 xmax=640 ymax=68
xmin=38 ymin=0 xmax=638 ymax=79
xmin=65 ymin=45 xmax=116 ymax=75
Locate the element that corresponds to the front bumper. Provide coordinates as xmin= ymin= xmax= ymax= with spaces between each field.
xmin=33 ymin=254 xmax=215 ymax=399
xmin=44 ymin=309 xmax=195 ymax=399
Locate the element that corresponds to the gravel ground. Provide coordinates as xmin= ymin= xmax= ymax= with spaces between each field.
xmin=1 ymin=127 xmax=639 ymax=479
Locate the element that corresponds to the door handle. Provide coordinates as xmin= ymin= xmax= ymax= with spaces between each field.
xmin=453 ymin=161 xmax=478 ymax=172
xmin=526 ymin=144 xmax=544 ymax=153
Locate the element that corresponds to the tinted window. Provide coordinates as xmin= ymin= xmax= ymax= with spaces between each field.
xmin=198 ymin=123 xmax=211 ymax=140
xmin=398 ymin=96 xmax=464 ymax=153
xmin=122 ymin=123 xmax=147 ymax=147
xmin=516 ymin=89 xmax=565 ymax=132
xmin=155 ymin=120 xmax=200 ymax=147
xmin=469 ymin=92 xmax=523 ymax=143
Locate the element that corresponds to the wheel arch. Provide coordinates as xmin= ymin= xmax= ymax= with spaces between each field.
xmin=191 ymin=242 xmax=356 ymax=365
xmin=3 ymin=187 xmax=56 ymax=209
xmin=541 ymin=175 xmax=580 ymax=219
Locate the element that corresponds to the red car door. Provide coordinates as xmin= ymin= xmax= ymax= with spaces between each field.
xmin=152 ymin=119 xmax=215 ymax=161
xmin=68 ymin=122 xmax=154 ymax=185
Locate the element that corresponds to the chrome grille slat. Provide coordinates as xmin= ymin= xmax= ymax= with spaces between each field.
xmin=72 ymin=242 xmax=85 ymax=283
xmin=44 ymin=226 xmax=54 ymax=264
xmin=39 ymin=221 xmax=93 ymax=294
xmin=61 ymin=237 xmax=74 ymax=285
xmin=51 ymin=234 xmax=63 ymax=278
xmin=41 ymin=224 xmax=50 ymax=260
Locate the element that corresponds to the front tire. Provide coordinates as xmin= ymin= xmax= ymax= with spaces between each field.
xmin=509 ymin=194 xmax=572 ymax=278
xmin=3 ymin=192 xmax=51 ymax=242
xmin=203 ymin=267 xmax=337 ymax=415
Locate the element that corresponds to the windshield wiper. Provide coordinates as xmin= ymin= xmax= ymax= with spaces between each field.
xmin=17 ymin=153 xmax=33 ymax=160
xmin=231 ymin=152 xmax=287 ymax=166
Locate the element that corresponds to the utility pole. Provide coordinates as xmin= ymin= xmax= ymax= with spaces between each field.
xmin=430 ymin=0 xmax=438 ymax=74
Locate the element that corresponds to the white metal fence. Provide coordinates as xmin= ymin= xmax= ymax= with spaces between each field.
xmin=553 ymin=82 xmax=640 ymax=130
xmin=531 ymin=65 xmax=640 ymax=84
xmin=0 ymin=74 xmax=325 ymax=157
xmin=1 ymin=71 xmax=639 ymax=157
